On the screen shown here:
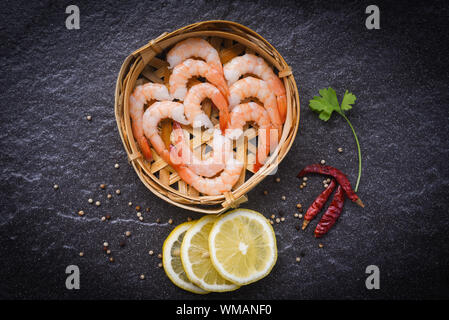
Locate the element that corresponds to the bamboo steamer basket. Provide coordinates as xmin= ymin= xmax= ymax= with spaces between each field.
xmin=115 ymin=20 xmax=300 ymax=214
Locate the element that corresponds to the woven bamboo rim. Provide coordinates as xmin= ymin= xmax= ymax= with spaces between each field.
xmin=114 ymin=20 xmax=300 ymax=214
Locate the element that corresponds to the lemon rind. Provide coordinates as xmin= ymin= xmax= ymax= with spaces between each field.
xmin=162 ymin=221 xmax=209 ymax=295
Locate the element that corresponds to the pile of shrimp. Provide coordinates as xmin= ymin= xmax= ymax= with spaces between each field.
xmin=129 ymin=37 xmax=286 ymax=196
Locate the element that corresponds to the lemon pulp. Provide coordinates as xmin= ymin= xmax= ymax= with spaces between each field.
xmin=181 ymin=215 xmax=239 ymax=292
xmin=208 ymin=209 xmax=277 ymax=285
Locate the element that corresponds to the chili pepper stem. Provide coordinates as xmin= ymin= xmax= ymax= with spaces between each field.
xmin=302 ymin=220 xmax=310 ymax=230
xmin=337 ymin=110 xmax=362 ymax=193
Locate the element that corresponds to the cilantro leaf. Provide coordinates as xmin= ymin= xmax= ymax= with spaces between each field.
xmin=309 ymin=87 xmax=357 ymax=121
xmin=308 ymin=87 xmax=340 ymax=121
xmin=340 ymin=90 xmax=357 ymax=111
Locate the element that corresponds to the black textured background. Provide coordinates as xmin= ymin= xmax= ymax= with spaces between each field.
xmin=1 ymin=0 xmax=449 ymax=300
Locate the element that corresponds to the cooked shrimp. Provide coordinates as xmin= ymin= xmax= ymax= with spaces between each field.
xmin=142 ymin=101 xmax=189 ymax=164
xmin=184 ymin=83 xmax=229 ymax=133
xmin=171 ymin=122 xmax=226 ymax=178
xmin=224 ymin=53 xmax=287 ymax=123
xmin=169 ymin=137 xmax=243 ymax=196
xmin=129 ymin=83 xmax=172 ymax=160
xmin=226 ymin=102 xmax=273 ymax=172
xmin=228 ymin=76 xmax=282 ymax=131
xmin=166 ymin=38 xmax=223 ymax=74
xmin=169 ymin=59 xmax=229 ymax=101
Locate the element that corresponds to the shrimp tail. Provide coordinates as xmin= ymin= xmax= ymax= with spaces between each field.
xmin=207 ymin=68 xmax=229 ymax=102
xmin=210 ymin=86 xmax=230 ymax=134
xmin=138 ymin=136 xmax=153 ymax=161
xmin=277 ymin=95 xmax=287 ymax=124
xmin=219 ymin=109 xmax=230 ymax=134
xmin=214 ymin=81 xmax=229 ymax=103
xmin=220 ymin=85 xmax=230 ymax=102
xmin=254 ymin=159 xmax=262 ymax=173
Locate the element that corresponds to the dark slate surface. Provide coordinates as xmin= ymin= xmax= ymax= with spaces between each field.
xmin=1 ymin=0 xmax=449 ymax=300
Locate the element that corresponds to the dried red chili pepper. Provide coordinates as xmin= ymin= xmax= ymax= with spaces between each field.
xmin=302 ymin=179 xmax=337 ymax=230
xmin=297 ymin=164 xmax=364 ymax=208
xmin=314 ymin=185 xmax=345 ymax=238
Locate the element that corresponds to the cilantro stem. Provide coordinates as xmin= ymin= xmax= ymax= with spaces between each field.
xmin=338 ymin=111 xmax=362 ymax=192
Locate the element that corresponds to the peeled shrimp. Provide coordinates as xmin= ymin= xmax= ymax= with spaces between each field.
xmin=129 ymin=83 xmax=172 ymax=160
xmin=142 ymin=101 xmax=189 ymax=164
xmin=184 ymin=83 xmax=229 ymax=132
xmin=224 ymin=53 xmax=287 ymax=123
xmin=228 ymin=76 xmax=282 ymax=131
xmin=171 ymin=122 xmax=226 ymax=178
xmin=169 ymin=136 xmax=243 ymax=196
xmin=169 ymin=59 xmax=229 ymax=101
xmin=166 ymin=38 xmax=223 ymax=74
xmin=226 ymin=102 xmax=273 ymax=172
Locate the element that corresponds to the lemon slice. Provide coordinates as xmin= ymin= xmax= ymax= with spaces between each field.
xmin=209 ymin=209 xmax=277 ymax=285
xmin=181 ymin=215 xmax=240 ymax=292
xmin=162 ymin=222 xmax=208 ymax=294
